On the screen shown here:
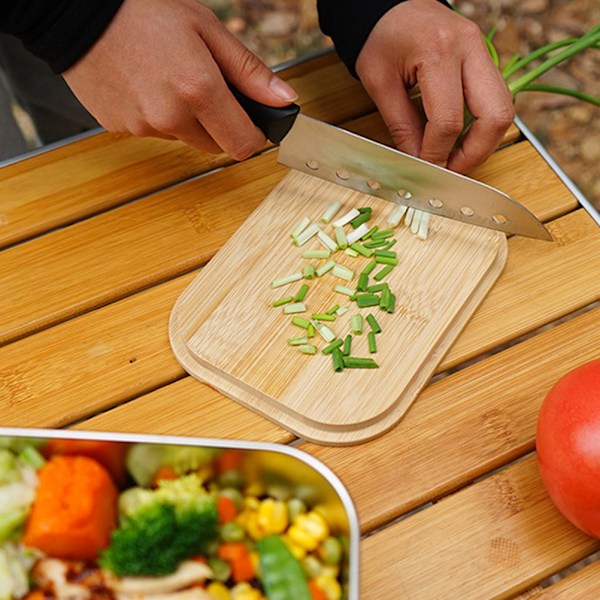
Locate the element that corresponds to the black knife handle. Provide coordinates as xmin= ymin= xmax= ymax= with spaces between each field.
xmin=229 ymin=85 xmax=300 ymax=144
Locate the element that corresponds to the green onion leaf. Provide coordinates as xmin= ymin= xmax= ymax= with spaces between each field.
xmin=366 ymin=313 xmax=382 ymax=334
xmin=342 ymin=357 xmax=379 ymax=369
xmin=331 ymin=348 xmax=345 ymax=372
xmin=272 ymin=296 xmax=294 ymax=307
xmin=295 ymin=284 xmax=309 ymax=302
xmin=322 ymin=338 xmax=343 ymax=355
xmin=368 ymin=331 xmax=377 ymax=354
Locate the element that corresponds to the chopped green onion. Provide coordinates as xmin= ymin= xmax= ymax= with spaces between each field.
xmin=374 ymin=255 xmax=399 ymax=266
xmin=366 ymin=313 xmax=382 ymax=334
xmin=367 ymin=283 xmax=387 ymax=293
xmin=349 ymin=208 xmax=372 ymax=228
xmin=380 ymin=239 xmax=397 ymax=250
xmin=320 ymin=200 xmax=343 ymax=224
xmin=322 ymin=338 xmax=343 ymax=355
xmin=404 ymin=207 xmax=415 ymax=228
xmin=288 ymin=335 xmax=309 ymax=346
xmin=303 ymin=264 xmax=316 ymax=280
xmin=293 ymin=223 xmax=321 ymax=246
xmin=331 ymin=348 xmax=345 ymax=372
xmin=357 ymin=272 xmax=369 ymax=292
xmin=283 ymin=302 xmax=307 ymax=314
xmin=334 ymin=226 xmax=348 ymax=249
xmin=371 ymin=228 xmax=394 ymax=240
xmin=361 ymin=225 xmax=379 ymax=240
xmin=349 ymin=242 xmax=373 ymax=257
xmin=333 ymin=208 xmax=360 ymax=228
xmin=367 ymin=331 xmax=377 ymax=354
xmin=355 ymin=294 xmax=380 ymax=308
xmin=361 ymin=260 xmax=377 ymax=276
xmin=307 ymin=322 xmax=316 ymax=337
xmin=292 ymin=316 xmax=311 ymax=329
xmin=344 ymin=247 xmax=359 ymax=257
xmin=343 ymin=357 xmax=379 ymax=369
xmin=295 ymin=284 xmax=309 ymax=302
xmin=350 ymin=314 xmax=363 ymax=335
xmin=326 ymin=304 xmax=340 ymax=315
xmin=272 ymin=272 xmax=303 ymax=288
xmin=387 ymin=292 xmax=396 ymax=313
xmin=363 ymin=239 xmax=389 ymax=248
xmin=387 ymin=204 xmax=407 ymax=227
xmin=334 ymin=284 xmax=356 ymax=297
xmin=410 ymin=210 xmax=422 ymax=235
xmin=315 ymin=260 xmax=336 ymax=277
xmin=312 ymin=313 xmax=336 ymax=321
xmin=380 ymin=286 xmax=391 ymax=311
xmin=373 ymin=264 xmax=394 ymax=281
xmin=317 ymin=230 xmax=338 ymax=252
xmin=417 ymin=212 xmax=430 ymax=240
xmin=291 ymin=216 xmax=311 ymax=239
xmin=374 ymin=249 xmax=397 ymax=259
xmin=336 ymin=305 xmax=349 ymax=316
xmin=312 ymin=320 xmax=336 ymax=343
xmin=299 ymin=344 xmax=318 ymax=355
xmin=343 ymin=334 xmax=352 ymax=356
xmin=302 ymin=249 xmax=331 ymax=259
xmin=346 ymin=223 xmax=370 ymax=245
xmin=272 ymin=296 xmax=294 ymax=307
xmin=332 ymin=264 xmax=354 ymax=281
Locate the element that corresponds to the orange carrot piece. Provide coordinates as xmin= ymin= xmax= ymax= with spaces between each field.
xmin=215 ymin=449 xmax=242 ymax=473
xmin=231 ymin=551 xmax=255 ymax=583
xmin=309 ymin=580 xmax=328 ymax=600
xmin=152 ymin=464 xmax=179 ymax=487
xmin=217 ymin=542 xmax=248 ymax=562
xmin=217 ymin=495 xmax=238 ymax=524
xmin=44 ymin=439 xmax=128 ymax=486
xmin=22 ymin=591 xmax=46 ymax=600
xmin=22 ymin=455 xmax=118 ymax=560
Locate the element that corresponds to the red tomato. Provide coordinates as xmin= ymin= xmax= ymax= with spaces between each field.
xmin=536 ymin=359 xmax=600 ymax=537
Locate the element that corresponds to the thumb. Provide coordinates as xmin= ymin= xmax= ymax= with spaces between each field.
xmin=204 ymin=24 xmax=298 ymax=106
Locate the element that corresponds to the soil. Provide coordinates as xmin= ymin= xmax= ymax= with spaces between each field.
xmin=207 ymin=0 xmax=599 ymax=211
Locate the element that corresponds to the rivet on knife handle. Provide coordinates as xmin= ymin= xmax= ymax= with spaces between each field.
xmin=229 ymin=85 xmax=300 ymax=143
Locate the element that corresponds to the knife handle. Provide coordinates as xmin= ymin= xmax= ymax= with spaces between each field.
xmin=229 ymin=85 xmax=300 ymax=144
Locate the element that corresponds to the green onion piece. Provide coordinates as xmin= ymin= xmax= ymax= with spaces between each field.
xmin=349 ymin=242 xmax=373 ymax=257
xmin=312 ymin=320 xmax=336 ymax=343
xmin=346 ymin=223 xmax=370 ymax=245
xmin=317 ymin=230 xmax=339 ymax=252
xmin=404 ymin=207 xmax=415 ymax=228
xmin=291 ymin=216 xmax=311 ymax=239
xmin=374 ymin=249 xmax=397 ymax=259
xmin=410 ymin=209 xmax=422 ymax=235
xmin=303 ymin=264 xmax=316 ymax=280
xmin=336 ymin=306 xmax=348 ymax=316
xmin=326 ymin=304 xmax=340 ymax=315
xmin=363 ymin=239 xmax=389 ymax=248
xmin=355 ymin=294 xmax=380 ymax=308
xmin=271 ymin=272 xmax=303 ymax=288
xmin=350 ymin=314 xmax=363 ymax=335
xmin=288 ymin=335 xmax=309 ymax=346
xmin=371 ymin=228 xmax=394 ymax=240
xmin=367 ymin=283 xmax=388 ymax=293
xmin=361 ymin=225 xmax=379 ymax=240
xmin=272 ymin=296 xmax=294 ymax=307
xmin=19 ymin=446 xmax=45 ymax=470
xmin=343 ymin=334 xmax=352 ymax=356
xmin=343 ymin=357 xmax=379 ymax=369
xmin=334 ymin=284 xmax=356 ymax=297
xmin=332 ymin=264 xmax=354 ymax=281
xmin=361 ymin=260 xmax=378 ymax=276
xmin=331 ymin=347 xmax=345 ymax=372
xmin=344 ymin=247 xmax=359 ymax=258
xmin=417 ymin=212 xmax=430 ymax=240
xmin=292 ymin=316 xmax=311 ymax=329
xmin=299 ymin=344 xmax=318 ymax=355
xmin=295 ymin=284 xmax=309 ymax=302
xmin=387 ymin=204 xmax=407 ymax=227
xmin=320 ymin=200 xmax=343 ymax=224
xmin=387 ymin=292 xmax=396 ymax=313
xmin=302 ymin=249 xmax=331 ymax=260
xmin=307 ymin=323 xmax=316 ymax=337
xmin=375 ymin=255 xmax=399 ymax=266
xmin=349 ymin=208 xmax=372 ymax=228
xmin=334 ymin=226 xmax=348 ymax=249
xmin=366 ymin=313 xmax=382 ymax=334
xmin=312 ymin=313 xmax=336 ymax=321
xmin=293 ymin=223 xmax=321 ymax=246
xmin=283 ymin=302 xmax=306 ymax=314
xmin=373 ymin=264 xmax=394 ymax=281
xmin=357 ymin=272 xmax=369 ymax=292
xmin=315 ymin=260 xmax=336 ymax=277
xmin=380 ymin=239 xmax=397 ymax=250
xmin=367 ymin=331 xmax=377 ymax=354
xmin=333 ymin=208 xmax=360 ymax=228
xmin=322 ymin=338 xmax=343 ymax=355
xmin=380 ymin=286 xmax=391 ymax=311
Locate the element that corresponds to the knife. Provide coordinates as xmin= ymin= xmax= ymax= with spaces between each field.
xmin=230 ymin=87 xmax=552 ymax=241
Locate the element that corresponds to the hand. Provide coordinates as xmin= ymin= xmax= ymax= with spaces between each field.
xmin=355 ymin=0 xmax=515 ymax=173
xmin=62 ymin=0 xmax=298 ymax=160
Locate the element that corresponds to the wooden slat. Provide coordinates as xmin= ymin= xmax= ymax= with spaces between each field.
xmin=360 ymin=454 xmax=600 ymax=599
xmin=527 ymin=560 xmax=600 ymax=598
xmin=0 ymin=136 xmax=582 ymax=346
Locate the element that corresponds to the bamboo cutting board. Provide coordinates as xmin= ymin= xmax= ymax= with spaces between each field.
xmin=169 ymin=170 xmax=507 ymax=445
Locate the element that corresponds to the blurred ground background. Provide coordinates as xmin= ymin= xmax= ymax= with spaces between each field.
xmin=206 ymin=0 xmax=599 ymax=210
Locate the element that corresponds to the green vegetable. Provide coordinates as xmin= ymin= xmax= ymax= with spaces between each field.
xmin=273 ymin=296 xmax=293 ymax=307
xmin=343 ymin=357 xmax=379 ymax=369
xmin=295 ymin=284 xmax=309 ymax=302
xmin=258 ymin=535 xmax=312 ymax=600
xmin=322 ymin=339 xmax=343 ymax=355
xmin=0 ymin=543 xmax=38 ymax=600
xmin=100 ymin=474 xmax=218 ymax=576
xmin=368 ymin=331 xmax=377 ymax=354
xmin=366 ymin=313 xmax=382 ymax=334
xmin=331 ymin=348 xmax=345 ymax=372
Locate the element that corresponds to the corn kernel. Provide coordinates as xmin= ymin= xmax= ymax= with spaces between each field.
xmin=281 ymin=534 xmax=307 ymax=560
xmin=315 ymin=575 xmax=342 ymax=600
xmin=245 ymin=512 xmax=265 ymax=541
xmin=288 ymin=511 xmax=329 ymax=550
xmin=257 ymin=498 xmax=289 ymax=534
xmin=231 ymin=582 xmax=264 ymax=600
xmin=244 ymin=496 xmax=260 ymax=511
xmin=206 ymin=581 xmax=232 ymax=600
xmin=287 ymin=523 xmax=319 ymax=551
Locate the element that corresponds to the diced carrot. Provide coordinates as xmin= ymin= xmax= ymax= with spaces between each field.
xmin=217 ymin=542 xmax=248 ymax=562
xmin=230 ymin=551 xmax=255 ymax=583
xmin=22 ymin=591 xmax=46 ymax=600
xmin=22 ymin=455 xmax=118 ymax=560
xmin=309 ymin=580 xmax=328 ymax=600
xmin=152 ymin=464 xmax=179 ymax=487
xmin=215 ymin=449 xmax=242 ymax=473
xmin=217 ymin=495 xmax=238 ymax=524
xmin=44 ymin=439 xmax=128 ymax=486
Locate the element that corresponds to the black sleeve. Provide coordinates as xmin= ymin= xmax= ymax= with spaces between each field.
xmin=317 ymin=0 xmax=453 ymax=77
xmin=0 ymin=0 xmax=125 ymax=73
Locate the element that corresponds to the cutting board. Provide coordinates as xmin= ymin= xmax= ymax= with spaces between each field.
xmin=169 ymin=170 xmax=507 ymax=445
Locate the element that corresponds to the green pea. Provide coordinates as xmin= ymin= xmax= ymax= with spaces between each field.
xmin=220 ymin=521 xmax=246 ymax=543
xmin=208 ymin=557 xmax=231 ymax=582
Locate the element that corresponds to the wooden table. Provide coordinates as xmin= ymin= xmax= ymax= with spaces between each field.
xmin=2 ymin=51 xmax=599 ymax=598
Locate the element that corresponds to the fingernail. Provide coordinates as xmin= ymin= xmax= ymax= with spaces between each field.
xmin=269 ymin=77 xmax=298 ymax=102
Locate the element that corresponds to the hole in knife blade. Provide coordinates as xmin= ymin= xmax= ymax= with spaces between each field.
xmin=367 ymin=180 xmax=381 ymax=190
xmin=461 ymin=206 xmax=475 ymax=217
xmin=306 ymin=160 xmax=319 ymax=170
xmin=428 ymin=198 xmax=443 ymax=209
xmin=336 ymin=170 xmax=350 ymax=180
xmin=492 ymin=214 xmax=508 ymax=225
xmin=397 ymin=190 xmax=412 ymax=200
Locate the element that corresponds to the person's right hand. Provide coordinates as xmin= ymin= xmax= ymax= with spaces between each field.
xmin=61 ymin=0 xmax=298 ymax=160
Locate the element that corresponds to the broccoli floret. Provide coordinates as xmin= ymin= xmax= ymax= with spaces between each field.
xmin=100 ymin=474 xmax=218 ymax=577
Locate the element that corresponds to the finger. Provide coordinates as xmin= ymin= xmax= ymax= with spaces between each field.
xmin=174 ymin=120 xmax=223 ymax=155
xmin=448 ymin=56 xmax=515 ymax=173
xmin=418 ymin=59 xmax=465 ymax=168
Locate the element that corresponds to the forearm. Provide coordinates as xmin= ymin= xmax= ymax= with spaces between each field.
xmin=0 ymin=0 xmax=124 ymax=73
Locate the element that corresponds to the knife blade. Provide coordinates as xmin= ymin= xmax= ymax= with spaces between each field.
xmin=231 ymin=88 xmax=552 ymax=241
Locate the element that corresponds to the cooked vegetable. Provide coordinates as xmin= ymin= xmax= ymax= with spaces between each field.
xmin=22 ymin=455 xmax=118 ymax=560
xmin=0 ymin=543 xmax=38 ymax=600
xmin=100 ymin=473 xmax=218 ymax=576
